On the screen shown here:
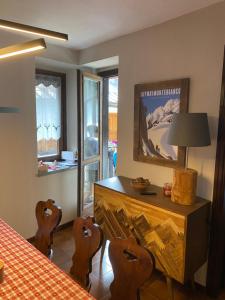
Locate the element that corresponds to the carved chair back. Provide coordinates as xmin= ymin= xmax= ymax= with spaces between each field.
xmin=109 ymin=236 xmax=154 ymax=300
xmin=35 ymin=199 xmax=62 ymax=257
xmin=70 ymin=216 xmax=103 ymax=290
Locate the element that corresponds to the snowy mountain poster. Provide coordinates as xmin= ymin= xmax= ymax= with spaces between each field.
xmin=134 ymin=79 xmax=189 ymax=168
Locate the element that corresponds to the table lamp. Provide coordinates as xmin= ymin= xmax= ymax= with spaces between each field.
xmin=167 ymin=113 xmax=211 ymax=205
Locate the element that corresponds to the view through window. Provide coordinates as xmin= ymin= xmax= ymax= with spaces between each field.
xmin=108 ymin=76 xmax=118 ymax=177
xmin=35 ymin=72 xmax=64 ymax=159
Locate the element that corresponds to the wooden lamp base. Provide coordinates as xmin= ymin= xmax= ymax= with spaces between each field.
xmin=171 ymin=168 xmax=197 ymax=205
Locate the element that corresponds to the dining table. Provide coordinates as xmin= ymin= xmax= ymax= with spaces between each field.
xmin=0 ymin=218 xmax=95 ymax=300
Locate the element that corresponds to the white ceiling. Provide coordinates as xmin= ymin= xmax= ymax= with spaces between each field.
xmin=0 ymin=0 xmax=222 ymax=50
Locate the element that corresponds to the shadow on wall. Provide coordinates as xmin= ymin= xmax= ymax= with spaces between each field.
xmin=208 ymin=115 xmax=219 ymax=144
xmin=197 ymin=174 xmax=212 ymax=201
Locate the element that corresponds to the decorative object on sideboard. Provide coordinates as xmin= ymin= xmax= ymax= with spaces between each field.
xmin=131 ymin=177 xmax=151 ymax=192
xmin=133 ymin=78 xmax=189 ymax=168
xmin=163 ymin=183 xmax=172 ymax=197
xmin=167 ymin=113 xmax=211 ymax=205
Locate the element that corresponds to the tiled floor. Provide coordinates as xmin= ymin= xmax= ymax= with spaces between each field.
xmin=51 ymin=226 xmax=225 ymax=300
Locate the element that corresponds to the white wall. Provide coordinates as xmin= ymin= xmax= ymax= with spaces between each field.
xmin=78 ymin=2 xmax=225 ymax=284
xmin=0 ymin=57 xmax=38 ymax=236
xmin=0 ymin=33 xmax=78 ymax=239
xmin=67 ymin=70 xmax=78 ymax=152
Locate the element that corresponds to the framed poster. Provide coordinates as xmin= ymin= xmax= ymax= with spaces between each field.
xmin=134 ymin=78 xmax=189 ymax=168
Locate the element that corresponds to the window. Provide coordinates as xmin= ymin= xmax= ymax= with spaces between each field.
xmin=108 ymin=76 xmax=118 ymax=143
xmin=35 ymin=70 xmax=66 ymax=160
xmin=97 ymin=69 xmax=118 ymax=179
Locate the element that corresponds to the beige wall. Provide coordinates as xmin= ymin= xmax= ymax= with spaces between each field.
xmin=79 ymin=2 xmax=225 ymax=284
xmin=79 ymin=1 xmax=225 ymax=200
xmin=0 ymin=34 xmax=78 ymax=239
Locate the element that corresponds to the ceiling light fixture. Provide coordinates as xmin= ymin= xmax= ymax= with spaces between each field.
xmin=0 ymin=19 xmax=68 ymax=41
xmin=0 ymin=39 xmax=46 ymax=60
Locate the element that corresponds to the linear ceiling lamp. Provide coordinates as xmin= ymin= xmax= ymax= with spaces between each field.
xmin=0 ymin=38 xmax=46 ymax=60
xmin=0 ymin=19 xmax=68 ymax=41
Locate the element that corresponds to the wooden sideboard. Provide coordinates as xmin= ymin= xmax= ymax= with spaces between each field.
xmin=94 ymin=176 xmax=210 ymax=284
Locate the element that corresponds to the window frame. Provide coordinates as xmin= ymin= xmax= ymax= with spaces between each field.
xmin=97 ymin=69 xmax=118 ymax=179
xmin=35 ymin=69 xmax=67 ymax=161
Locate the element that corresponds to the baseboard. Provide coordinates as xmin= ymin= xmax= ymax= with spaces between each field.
xmin=27 ymin=220 xmax=74 ymax=243
xmin=194 ymin=282 xmax=205 ymax=291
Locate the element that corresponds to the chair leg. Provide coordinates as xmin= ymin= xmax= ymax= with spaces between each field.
xmin=190 ymin=275 xmax=196 ymax=293
xmin=100 ymin=235 xmax=107 ymax=264
xmin=166 ymin=276 xmax=174 ymax=300
xmin=48 ymin=248 xmax=53 ymax=260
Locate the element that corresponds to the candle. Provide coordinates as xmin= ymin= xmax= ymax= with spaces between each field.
xmin=0 ymin=260 xmax=4 ymax=283
xmin=163 ymin=183 xmax=172 ymax=197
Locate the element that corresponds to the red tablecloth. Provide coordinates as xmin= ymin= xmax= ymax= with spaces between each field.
xmin=0 ymin=219 xmax=95 ymax=300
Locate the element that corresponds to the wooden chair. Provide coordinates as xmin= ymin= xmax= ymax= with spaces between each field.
xmin=34 ymin=199 xmax=62 ymax=258
xmin=108 ymin=236 xmax=154 ymax=300
xmin=70 ymin=216 xmax=103 ymax=290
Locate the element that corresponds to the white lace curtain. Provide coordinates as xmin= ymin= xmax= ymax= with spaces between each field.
xmin=36 ymin=74 xmax=61 ymax=142
xmin=36 ymin=74 xmax=61 ymax=88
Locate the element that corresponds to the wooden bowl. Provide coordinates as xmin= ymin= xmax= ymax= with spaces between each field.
xmin=131 ymin=178 xmax=150 ymax=192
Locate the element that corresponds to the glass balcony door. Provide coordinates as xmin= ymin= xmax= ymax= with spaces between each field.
xmin=79 ymin=72 xmax=102 ymax=216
